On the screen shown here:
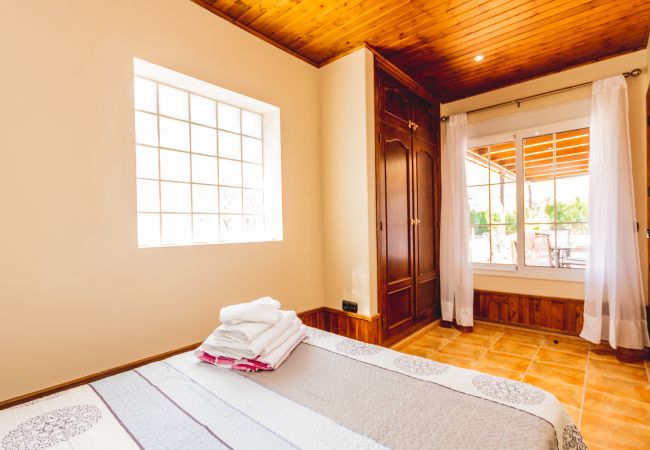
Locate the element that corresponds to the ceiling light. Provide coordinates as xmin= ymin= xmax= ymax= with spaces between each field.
xmin=474 ymin=54 xmax=484 ymax=62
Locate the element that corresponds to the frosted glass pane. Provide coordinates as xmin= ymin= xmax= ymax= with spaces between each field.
xmin=220 ymin=187 xmax=242 ymax=213
xmin=243 ymin=189 xmax=263 ymax=214
xmin=137 ymin=179 xmax=160 ymax=212
xmin=136 ymin=145 xmax=158 ymax=179
xmin=190 ymin=94 xmax=216 ymax=127
xmin=242 ymin=137 xmax=263 ymax=163
xmin=243 ymin=215 xmax=264 ymax=239
xmin=220 ymin=215 xmax=243 ymax=241
xmin=218 ymin=103 xmax=241 ymax=133
xmin=242 ymin=110 xmax=262 ymax=138
xmin=219 ymin=159 xmax=242 ymax=187
xmin=134 ymin=77 xmax=157 ymax=113
xmin=160 ymin=150 xmax=190 ymax=182
xmin=161 ymin=181 xmax=191 ymax=212
xmin=218 ymin=131 xmax=241 ymax=160
xmin=159 ymin=84 xmax=188 ymax=120
xmin=193 ymin=214 xmax=219 ymax=243
xmin=192 ymin=184 xmax=218 ymax=213
xmin=243 ymin=163 xmax=263 ymax=189
xmin=134 ymin=111 xmax=158 ymax=146
xmin=162 ymin=214 xmax=192 ymax=244
xmin=160 ymin=117 xmax=189 ymax=151
xmin=137 ymin=213 xmax=160 ymax=246
xmin=191 ymin=125 xmax=217 ymax=156
xmin=192 ymin=154 xmax=218 ymax=185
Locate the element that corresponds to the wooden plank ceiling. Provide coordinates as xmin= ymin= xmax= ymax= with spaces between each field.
xmin=193 ymin=0 xmax=650 ymax=102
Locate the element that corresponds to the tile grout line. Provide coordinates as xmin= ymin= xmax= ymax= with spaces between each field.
xmin=577 ymin=349 xmax=590 ymax=428
xmin=521 ymin=342 xmax=541 ymax=381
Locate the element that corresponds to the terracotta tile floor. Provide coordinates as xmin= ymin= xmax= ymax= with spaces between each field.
xmin=397 ymin=321 xmax=650 ymax=450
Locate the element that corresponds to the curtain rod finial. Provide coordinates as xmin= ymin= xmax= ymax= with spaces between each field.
xmin=624 ymin=68 xmax=642 ymax=78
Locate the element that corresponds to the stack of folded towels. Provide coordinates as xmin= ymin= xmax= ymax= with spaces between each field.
xmin=196 ymin=297 xmax=305 ymax=372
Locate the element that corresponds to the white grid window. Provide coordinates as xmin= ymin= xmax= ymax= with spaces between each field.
xmin=134 ymin=73 xmax=272 ymax=247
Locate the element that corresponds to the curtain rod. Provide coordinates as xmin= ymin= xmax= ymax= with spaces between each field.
xmin=440 ymin=68 xmax=642 ymax=122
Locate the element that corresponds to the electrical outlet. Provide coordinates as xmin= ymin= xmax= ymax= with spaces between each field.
xmin=342 ymin=300 xmax=358 ymax=313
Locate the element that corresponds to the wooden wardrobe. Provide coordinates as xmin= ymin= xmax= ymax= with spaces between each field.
xmin=375 ymin=64 xmax=442 ymax=345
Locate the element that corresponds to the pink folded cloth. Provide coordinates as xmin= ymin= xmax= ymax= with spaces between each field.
xmin=199 ymin=326 xmax=306 ymax=372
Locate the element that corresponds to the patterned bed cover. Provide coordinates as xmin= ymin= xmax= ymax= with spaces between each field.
xmin=0 ymin=327 xmax=586 ymax=449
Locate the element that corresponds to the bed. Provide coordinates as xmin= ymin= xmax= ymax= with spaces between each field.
xmin=0 ymin=327 xmax=585 ymax=450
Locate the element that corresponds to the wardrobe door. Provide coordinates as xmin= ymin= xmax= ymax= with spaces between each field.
xmin=378 ymin=121 xmax=416 ymax=340
xmin=377 ymin=71 xmax=411 ymax=129
xmin=413 ymin=98 xmax=440 ymax=322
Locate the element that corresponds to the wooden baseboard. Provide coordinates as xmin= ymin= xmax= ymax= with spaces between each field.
xmin=474 ymin=289 xmax=584 ymax=335
xmin=441 ymin=319 xmax=473 ymax=333
xmin=0 ymin=341 xmax=201 ymax=410
xmin=298 ymin=307 xmax=381 ymax=344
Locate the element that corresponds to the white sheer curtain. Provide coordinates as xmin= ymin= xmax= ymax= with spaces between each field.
xmin=440 ymin=113 xmax=474 ymax=327
xmin=581 ymin=75 xmax=650 ymax=350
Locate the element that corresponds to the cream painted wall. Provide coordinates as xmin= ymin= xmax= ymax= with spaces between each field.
xmin=0 ymin=0 xmax=324 ymax=402
xmin=441 ymin=50 xmax=649 ymax=301
xmin=319 ymin=48 xmax=377 ymax=316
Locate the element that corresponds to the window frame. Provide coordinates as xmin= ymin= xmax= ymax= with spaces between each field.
xmin=468 ymin=116 xmax=590 ymax=282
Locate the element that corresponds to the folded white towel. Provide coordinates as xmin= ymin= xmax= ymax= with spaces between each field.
xmin=254 ymin=325 xmax=306 ymax=368
xmin=259 ymin=317 xmax=301 ymax=355
xmin=214 ymin=320 xmax=274 ymax=344
xmin=202 ymin=310 xmax=299 ymax=359
xmin=219 ymin=297 xmax=281 ymax=325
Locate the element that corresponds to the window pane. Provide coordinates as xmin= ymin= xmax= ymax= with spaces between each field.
xmin=160 ymin=181 xmax=191 ymax=212
xmin=556 ymin=223 xmax=589 ymax=269
xmin=524 ymin=178 xmax=554 ymax=222
xmin=556 ymin=128 xmax=589 ymax=180
xmin=134 ymin=77 xmax=157 ymax=113
xmin=190 ymin=94 xmax=216 ymax=127
xmin=134 ymin=111 xmax=158 ymax=146
xmin=218 ymin=103 xmax=241 ymax=133
xmin=193 ymin=214 xmax=219 ymax=243
xmin=220 ymin=187 xmax=242 ymax=213
xmin=136 ymin=145 xmax=158 ymax=179
xmin=524 ymin=133 xmax=554 ymax=182
xmin=243 ymin=215 xmax=264 ymax=239
xmin=469 ymin=224 xmax=490 ymax=263
xmin=158 ymin=84 xmax=188 ymax=120
xmin=242 ymin=137 xmax=263 ymax=163
xmin=465 ymin=156 xmax=489 ymax=186
xmin=160 ymin=149 xmax=190 ymax=182
xmin=488 ymin=141 xmax=516 ymax=184
xmin=243 ymin=189 xmax=263 ymax=214
xmin=242 ymin=110 xmax=262 ymax=138
xmin=160 ymin=117 xmax=190 ymax=151
xmin=242 ymin=163 xmax=263 ymax=189
xmin=490 ymin=182 xmax=516 ymax=226
xmin=524 ymin=224 xmax=555 ymax=267
xmin=137 ymin=213 xmax=160 ymax=246
xmin=467 ymin=185 xmax=489 ymax=226
xmin=136 ymin=179 xmax=159 ymax=212
xmin=192 ymin=184 xmax=218 ymax=213
xmin=219 ymin=159 xmax=242 ymax=187
xmin=191 ymin=124 xmax=217 ymax=156
xmin=162 ymin=213 xmax=192 ymax=244
xmin=218 ymin=130 xmax=241 ymax=160
xmin=192 ymin=154 xmax=218 ymax=185
xmin=555 ymin=176 xmax=588 ymax=223
xmin=220 ymin=214 xmax=243 ymax=241
xmin=491 ymin=225 xmax=516 ymax=264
